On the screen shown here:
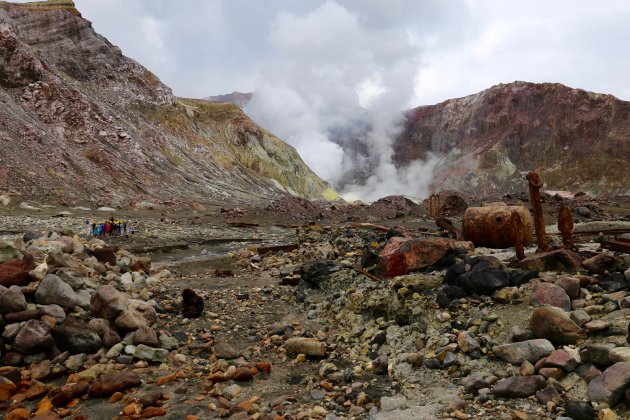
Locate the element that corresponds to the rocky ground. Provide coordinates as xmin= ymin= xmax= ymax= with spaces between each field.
xmin=0 ymin=193 xmax=629 ymax=420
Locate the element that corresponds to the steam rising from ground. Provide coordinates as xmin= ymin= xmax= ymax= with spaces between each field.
xmin=245 ymin=1 xmax=440 ymax=202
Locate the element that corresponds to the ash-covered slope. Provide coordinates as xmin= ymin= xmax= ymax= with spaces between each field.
xmin=396 ymin=81 xmax=630 ymax=196
xmin=0 ymin=0 xmax=332 ymax=209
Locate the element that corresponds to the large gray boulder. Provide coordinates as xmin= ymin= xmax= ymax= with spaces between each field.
xmin=35 ymin=274 xmax=77 ymax=309
xmin=493 ymin=339 xmax=555 ymax=365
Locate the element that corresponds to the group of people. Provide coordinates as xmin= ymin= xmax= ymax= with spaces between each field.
xmin=87 ymin=218 xmax=137 ymax=238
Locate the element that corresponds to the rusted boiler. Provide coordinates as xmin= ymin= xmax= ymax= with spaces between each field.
xmin=462 ymin=205 xmax=533 ymax=248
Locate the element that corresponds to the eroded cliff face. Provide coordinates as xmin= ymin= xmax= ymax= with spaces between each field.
xmin=0 ymin=0 xmax=332 ymax=208
xmin=396 ymin=81 xmax=630 ymax=196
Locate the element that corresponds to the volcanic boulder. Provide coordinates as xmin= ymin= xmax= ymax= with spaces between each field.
xmin=34 ymin=274 xmax=77 ymax=309
xmin=529 ymin=305 xmax=584 ymax=345
xmin=444 ymin=256 xmax=510 ymax=296
xmin=181 ymin=289 xmax=204 ymax=318
xmin=376 ymin=237 xmax=473 ymax=278
xmin=0 ymin=257 xmax=32 ymax=287
xmin=13 ymin=319 xmax=55 ymax=354
xmin=53 ymin=317 xmax=102 ymax=355
xmin=90 ymin=285 xmax=129 ymax=320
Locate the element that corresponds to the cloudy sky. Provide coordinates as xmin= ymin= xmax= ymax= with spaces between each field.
xmin=73 ymin=0 xmax=630 ymax=104
xmin=66 ymin=0 xmax=630 ymax=199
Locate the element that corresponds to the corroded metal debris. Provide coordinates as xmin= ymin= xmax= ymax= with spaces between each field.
xmin=462 ymin=205 xmax=533 ymax=249
xmin=526 ymin=171 xmax=548 ymax=253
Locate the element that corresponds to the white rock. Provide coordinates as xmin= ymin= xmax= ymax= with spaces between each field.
xmin=120 ymin=272 xmax=133 ymax=286
xmin=19 ymin=202 xmax=40 ymax=210
xmin=609 ymin=347 xmax=630 ymax=363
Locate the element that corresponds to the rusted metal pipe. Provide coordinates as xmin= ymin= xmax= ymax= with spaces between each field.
xmin=526 ymin=171 xmax=548 ymax=253
xmin=601 ymin=237 xmax=630 ymax=254
xmin=511 ymin=211 xmax=525 ymax=260
xmin=462 ymin=205 xmax=533 ymax=248
xmin=428 ymin=194 xmax=441 ymax=217
xmin=557 ymin=205 xmax=574 ymax=250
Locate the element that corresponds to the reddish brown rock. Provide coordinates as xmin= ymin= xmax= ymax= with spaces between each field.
xmin=377 ymin=237 xmax=473 ymax=278
xmin=50 ymin=381 xmax=89 ymax=406
xmin=0 ymin=376 xmax=17 ymax=401
xmin=5 ymin=408 xmax=31 ymax=420
xmin=544 ymin=349 xmax=579 ymax=372
xmin=122 ymin=402 xmax=142 ymax=416
xmin=0 ymin=258 xmax=32 ymax=287
xmin=530 ymin=283 xmax=571 ymax=311
xmin=492 ymin=375 xmax=546 ymax=398
xmin=91 ymin=246 xmax=118 ymax=266
xmin=108 ymin=391 xmax=123 ymax=402
xmin=254 ymin=362 xmax=271 ymax=373
xmin=15 ymin=385 xmax=49 ymax=402
xmin=4 ymin=309 xmax=42 ymax=323
xmin=519 ymin=249 xmax=581 ymax=274
xmin=142 ymin=406 xmax=166 ymax=418
xmin=89 ymin=372 xmax=142 ymax=397
xmin=231 ymin=367 xmax=256 ymax=382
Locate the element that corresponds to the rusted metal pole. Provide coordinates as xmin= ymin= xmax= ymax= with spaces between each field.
xmin=435 ymin=194 xmax=440 ymax=217
xmin=526 ymin=171 xmax=548 ymax=253
xmin=558 ymin=205 xmax=574 ymax=250
xmin=511 ymin=211 xmax=525 ymax=260
xmin=429 ymin=194 xmax=440 ymax=217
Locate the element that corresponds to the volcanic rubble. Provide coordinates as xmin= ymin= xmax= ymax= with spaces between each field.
xmin=0 ymin=197 xmax=629 ymax=419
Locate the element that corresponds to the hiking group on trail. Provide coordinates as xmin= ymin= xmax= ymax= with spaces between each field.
xmin=87 ymin=217 xmax=137 ymax=238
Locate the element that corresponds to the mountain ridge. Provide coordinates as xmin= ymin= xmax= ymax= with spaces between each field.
xmin=0 ymin=0 xmax=332 ymax=209
xmin=396 ymin=81 xmax=630 ymax=196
